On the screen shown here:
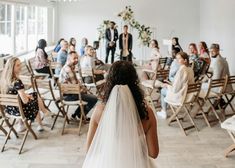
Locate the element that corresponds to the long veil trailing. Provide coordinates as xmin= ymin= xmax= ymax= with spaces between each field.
xmin=82 ymin=85 xmax=155 ymax=168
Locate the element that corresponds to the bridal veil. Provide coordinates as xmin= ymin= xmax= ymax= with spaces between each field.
xmin=82 ymin=85 xmax=155 ymax=168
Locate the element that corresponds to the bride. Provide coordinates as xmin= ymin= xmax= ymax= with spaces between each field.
xmin=82 ymin=61 xmax=159 ymax=168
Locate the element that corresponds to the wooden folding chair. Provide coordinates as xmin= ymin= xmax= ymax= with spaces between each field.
xmin=167 ymin=83 xmax=201 ymax=136
xmin=198 ymin=76 xmax=228 ymax=126
xmin=49 ymin=61 xmax=62 ymax=88
xmin=221 ymin=115 xmax=235 ymax=157
xmin=20 ymin=60 xmax=31 ymax=76
xmin=34 ymin=78 xmax=63 ymax=130
xmin=158 ymin=57 xmax=168 ymax=70
xmin=141 ymin=69 xmax=169 ymax=113
xmin=80 ymin=67 xmax=105 ymax=98
xmin=58 ymin=83 xmax=88 ymax=135
xmin=222 ymin=76 xmax=235 ymax=116
xmin=0 ymin=94 xmax=37 ymax=154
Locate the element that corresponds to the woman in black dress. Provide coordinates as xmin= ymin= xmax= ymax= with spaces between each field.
xmin=0 ymin=57 xmax=52 ymax=132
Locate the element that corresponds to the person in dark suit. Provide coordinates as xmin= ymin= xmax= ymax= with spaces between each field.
xmin=119 ymin=25 xmax=133 ymax=62
xmin=105 ymin=21 xmax=118 ymax=64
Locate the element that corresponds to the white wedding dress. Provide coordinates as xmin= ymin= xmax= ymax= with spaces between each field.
xmin=82 ymin=85 xmax=156 ymax=168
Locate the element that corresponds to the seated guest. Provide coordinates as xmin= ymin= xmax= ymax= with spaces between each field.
xmin=188 ymin=43 xmax=205 ymax=79
xmin=34 ymin=39 xmax=52 ymax=77
xmin=157 ymin=52 xmax=195 ymax=119
xmin=172 ymin=37 xmax=183 ymax=52
xmin=55 ymin=40 xmax=69 ymax=75
xmin=80 ymin=45 xmax=106 ymax=83
xmin=93 ymin=41 xmax=111 ymax=72
xmin=1 ymin=57 xmax=52 ymax=132
xmin=80 ymin=37 xmax=88 ymax=56
xmin=69 ymin=37 xmax=76 ymax=52
xmin=168 ymin=48 xmax=181 ymax=82
xmin=59 ymin=51 xmax=98 ymax=120
xmin=198 ymin=41 xmax=210 ymax=63
xmin=141 ymin=39 xmax=162 ymax=80
xmin=208 ymin=43 xmax=233 ymax=92
xmin=54 ymin=38 xmax=64 ymax=53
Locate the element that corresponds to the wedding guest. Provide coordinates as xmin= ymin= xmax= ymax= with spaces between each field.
xmin=80 ymin=45 xmax=106 ymax=83
xmin=157 ymin=52 xmax=194 ymax=119
xmin=198 ymin=41 xmax=210 ymax=64
xmin=80 ymin=37 xmax=88 ymax=56
xmin=53 ymin=38 xmax=64 ymax=53
xmin=34 ymin=39 xmax=52 ymax=77
xmin=55 ymin=40 xmax=68 ymax=75
xmin=1 ymin=57 xmax=52 ymax=132
xmin=141 ymin=39 xmax=162 ymax=80
xmin=168 ymin=48 xmax=181 ymax=82
xmin=172 ymin=37 xmax=183 ymax=52
xmin=209 ymin=44 xmax=233 ymax=92
xmin=119 ymin=25 xmax=133 ymax=62
xmin=59 ymin=51 xmax=98 ymax=120
xmin=93 ymin=41 xmax=111 ymax=72
xmin=69 ymin=37 xmax=76 ymax=52
xmin=105 ymin=21 xmax=118 ymax=64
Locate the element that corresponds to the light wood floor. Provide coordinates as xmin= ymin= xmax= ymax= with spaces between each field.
xmin=0 ymin=104 xmax=235 ymax=168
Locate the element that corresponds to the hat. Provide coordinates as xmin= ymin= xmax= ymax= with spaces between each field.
xmin=210 ymin=43 xmax=220 ymax=50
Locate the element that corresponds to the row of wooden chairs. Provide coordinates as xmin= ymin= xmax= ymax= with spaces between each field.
xmin=167 ymin=75 xmax=235 ymax=136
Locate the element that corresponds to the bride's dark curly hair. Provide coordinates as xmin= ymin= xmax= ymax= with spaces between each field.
xmin=103 ymin=61 xmax=149 ymax=120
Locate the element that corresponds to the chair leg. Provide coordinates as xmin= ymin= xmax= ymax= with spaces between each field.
xmin=184 ymin=105 xmax=199 ymax=132
xmin=61 ymin=105 xmax=69 ymax=135
xmin=208 ymin=99 xmax=222 ymax=123
xmin=78 ymin=105 xmax=85 ymax=136
xmin=197 ymin=100 xmax=211 ymax=127
xmin=0 ymin=120 xmax=7 ymax=136
xmin=1 ymin=119 xmax=16 ymax=152
xmin=61 ymin=115 xmax=68 ymax=135
xmin=18 ymin=129 xmax=29 ymax=154
xmin=4 ymin=118 xmax=18 ymax=138
xmin=24 ymin=121 xmax=37 ymax=140
xmin=224 ymin=144 xmax=235 ymax=157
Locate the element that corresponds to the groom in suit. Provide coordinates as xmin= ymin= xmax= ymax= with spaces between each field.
xmin=105 ymin=21 xmax=118 ymax=64
xmin=119 ymin=25 xmax=133 ymax=62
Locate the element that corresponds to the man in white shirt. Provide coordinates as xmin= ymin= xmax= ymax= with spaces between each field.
xmin=105 ymin=21 xmax=118 ymax=64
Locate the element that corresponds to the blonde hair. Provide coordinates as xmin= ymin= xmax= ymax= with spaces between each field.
xmin=0 ymin=57 xmax=20 ymax=94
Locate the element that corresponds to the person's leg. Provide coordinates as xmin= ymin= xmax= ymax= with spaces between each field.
xmin=111 ymin=47 xmax=115 ymax=63
xmin=128 ymin=52 xmax=133 ymax=63
xmin=81 ymin=93 xmax=98 ymax=115
xmin=105 ymin=47 xmax=110 ymax=63
xmin=35 ymin=66 xmax=52 ymax=78
xmin=157 ymin=87 xmax=168 ymax=119
xmin=37 ymin=96 xmax=52 ymax=116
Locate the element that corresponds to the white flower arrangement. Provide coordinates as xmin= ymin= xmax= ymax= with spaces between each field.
xmin=117 ymin=6 xmax=134 ymax=23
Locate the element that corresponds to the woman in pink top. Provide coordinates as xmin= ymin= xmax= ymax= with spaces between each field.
xmin=34 ymin=39 xmax=52 ymax=77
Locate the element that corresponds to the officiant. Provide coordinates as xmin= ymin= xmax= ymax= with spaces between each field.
xmin=119 ymin=25 xmax=133 ymax=62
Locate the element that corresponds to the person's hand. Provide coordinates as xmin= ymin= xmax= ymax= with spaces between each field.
xmin=27 ymin=94 xmax=34 ymax=100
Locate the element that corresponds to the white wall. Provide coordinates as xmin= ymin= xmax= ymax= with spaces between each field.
xmin=57 ymin=0 xmax=200 ymax=60
xmin=200 ymin=0 xmax=235 ymax=75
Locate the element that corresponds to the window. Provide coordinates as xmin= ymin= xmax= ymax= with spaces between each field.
xmin=37 ymin=7 xmax=47 ymax=41
xmin=0 ymin=3 xmax=12 ymax=54
xmin=15 ymin=5 xmax=27 ymax=54
xmin=28 ymin=6 xmax=37 ymax=51
xmin=0 ymin=2 xmax=50 ymax=55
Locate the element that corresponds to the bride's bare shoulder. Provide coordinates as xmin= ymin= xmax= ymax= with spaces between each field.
xmin=91 ymin=102 xmax=106 ymax=124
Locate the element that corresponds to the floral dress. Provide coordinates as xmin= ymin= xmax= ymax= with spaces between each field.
xmin=5 ymin=79 xmax=38 ymax=121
